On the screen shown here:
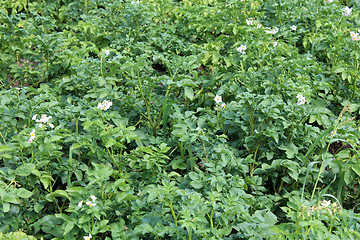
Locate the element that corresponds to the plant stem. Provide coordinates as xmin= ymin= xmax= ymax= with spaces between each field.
xmin=209 ymin=209 xmax=214 ymax=228
xmin=168 ymin=201 xmax=178 ymax=227
xmin=311 ymin=128 xmax=341 ymax=199
xmin=0 ymin=131 xmax=7 ymax=144
xmin=201 ymin=139 xmax=208 ymax=164
xmin=137 ymin=72 xmax=156 ymax=136
xmin=100 ymin=56 xmax=104 ymax=77
xmin=250 ymin=144 xmax=260 ymax=177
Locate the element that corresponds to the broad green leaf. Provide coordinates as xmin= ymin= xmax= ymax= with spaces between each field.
xmin=15 ymin=188 xmax=33 ymax=198
xmin=40 ymin=175 xmax=54 ymax=189
xmin=184 ymin=87 xmax=194 ymax=100
xmin=79 ymin=214 xmax=91 ymax=224
xmin=116 ymin=192 xmax=136 ymax=202
xmin=351 ymin=165 xmax=360 ymax=177
xmin=34 ymin=202 xmax=45 ymax=213
xmin=15 ymin=163 xmax=36 ymax=176
xmin=3 ymin=202 xmax=10 ymax=212
xmin=278 ymin=143 xmax=298 ymax=159
xmin=344 ymin=170 xmax=355 ymax=185
xmin=63 ymin=222 xmax=75 ymax=236
xmin=3 ymin=194 xmax=21 ymax=204
xmin=48 ymin=190 xmax=70 ymax=200
xmin=0 ymin=145 xmax=12 ymax=152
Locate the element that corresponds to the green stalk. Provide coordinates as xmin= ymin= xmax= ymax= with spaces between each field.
xmin=201 ymin=139 xmax=208 ymax=164
xmin=4 ymin=179 xmax=15 ymax=191
xmin=310 ymin=140 xmax=332 ymax=200
xmin=250 ymin=144 xmax=259 ymax=177
xmin=137 ymin=72 xmax=156 ymax=136
xmin=310 ymin=104 xmax=350 ymax=200
xmin=85 ymin=0 xmax=88 ymax=14
xmin=76 ymin=117 xmax=79 ymax=134
xmin=107 ymin=147 xmax=120 ymax=171
xmin=168 ymin=201 xmax=178 ymax=227
xmin=305 ymin=225 xmax=310 ymax=237
xmin=100 ymin=56 xmax=104 ymax=78
xmin=208 ymin=209 xmax=214 ymax=228
xmin=0 ymin=131 xmax=7 ymax=144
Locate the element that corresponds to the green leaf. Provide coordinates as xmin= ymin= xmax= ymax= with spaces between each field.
xmin=105 ymin=138 xmax=117 ymax=148
xmin=15 ymin=188 xmax=33 ymax=198
xmin=184 ymin=87 xmax=194 ymax=100
xmin=134 ymin=223 xmax=153 ymax=234
xmin=15 ymin=163 xmax=36 ymax=176
xmin=162 ymin=100 xmax=171 ymax=132
xmin=48 ymin=190 xmax=70 ymax=200
xmin=278 ymin=143 xmax=298 ymax=159
xmin=351 ymin=165 xmax=360 ymax=177
xmin=0 ymin=145 xmax=12 ymax=152
xmin=116 ymin=192 xmax=136 ymax=202
xmin=3 ymin=202 xmax=10 ymax=212
xmin=63 ymin=222 xmax=75 ymax=236
xmin=79 ymin=214 xmax=91 ymax=224
xmin=34 ymin=202 xmax=45 ymax=213
xmin=344 ymin=170 xmax=355 ymax=185
xmin=40 ymin=174 xmax=54 ymax=189
xmin=190 ymin=180 xmax=203 ymax=189
xmin=3 ymin=194 xmax=21 ymax=204
xmin=66 ymin=187 xmax=86 ymax=198
xmin=0 ymin=95 xmax=11 ymax=105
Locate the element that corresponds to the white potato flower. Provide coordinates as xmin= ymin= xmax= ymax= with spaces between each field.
xmin=321 ymin=200 xmax=331 ymax=208
xmin=86 ymin=201 xmax=96 ymax=207
xmin=83 ymin=234 xmax=92 ymax=240
xmin=343 ymin=6 xmax=352 ymax=17
xmin=214 ymin=95 xmax=222 ymax=103
xmin=97 ymin=100 xmax=113 ymax=111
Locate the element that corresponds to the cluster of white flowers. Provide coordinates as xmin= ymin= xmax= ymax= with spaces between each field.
xmin=28 ymin=129 xmax=36 ymax=143
xmin=246 ymin=18 xmax=254 ymax=26
xmin=308 ymin=199 xmax=341 ymax=216
xmin=32 ymin=114 xmax=54 ymax=129
xmin=343 ymin=6 xmax=352 ymax=17
xmin=350 ymin=31 xmax=360 ymax=41
xmin=291 ymin=25 xmax=297 ymax=31
xmin=320 ymin=200 xmax=331 ymax=207
xmin=236 ymin=44 xmax=247 ymax=54
xmin=78 ymin=195 xmax=97 ymax=208
xmin=328 ymin=0 xmax=333 ymax=3
xmin=273 ymin=41 xmax=278 ymax=47
xmin=264 ymin=27 xmax=279 ymax=34
xmin=257 ymin=23 xmax=262 ymax=29
xmin=97 ymin=100 xmax=113 ymax=111
xmin=296 ymin=93 xmax=306 ymax=105
xmin=214 ymin=95 xmax=226 ymax=108
xmin=104 ymin=49 xmax=110 ymax=56
xmin=131 ymin=0 xmax=139 ymax=4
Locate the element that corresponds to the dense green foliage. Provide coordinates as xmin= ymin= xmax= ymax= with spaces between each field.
xmin=1 ymin=0 xmax=360 ymax=239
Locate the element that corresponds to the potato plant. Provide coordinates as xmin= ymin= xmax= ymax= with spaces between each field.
xmin=1 ymin=0 xmax=360 ymax=239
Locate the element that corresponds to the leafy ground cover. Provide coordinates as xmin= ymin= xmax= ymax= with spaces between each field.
xmin=1 ymin=0 xmax=360 ymax=239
